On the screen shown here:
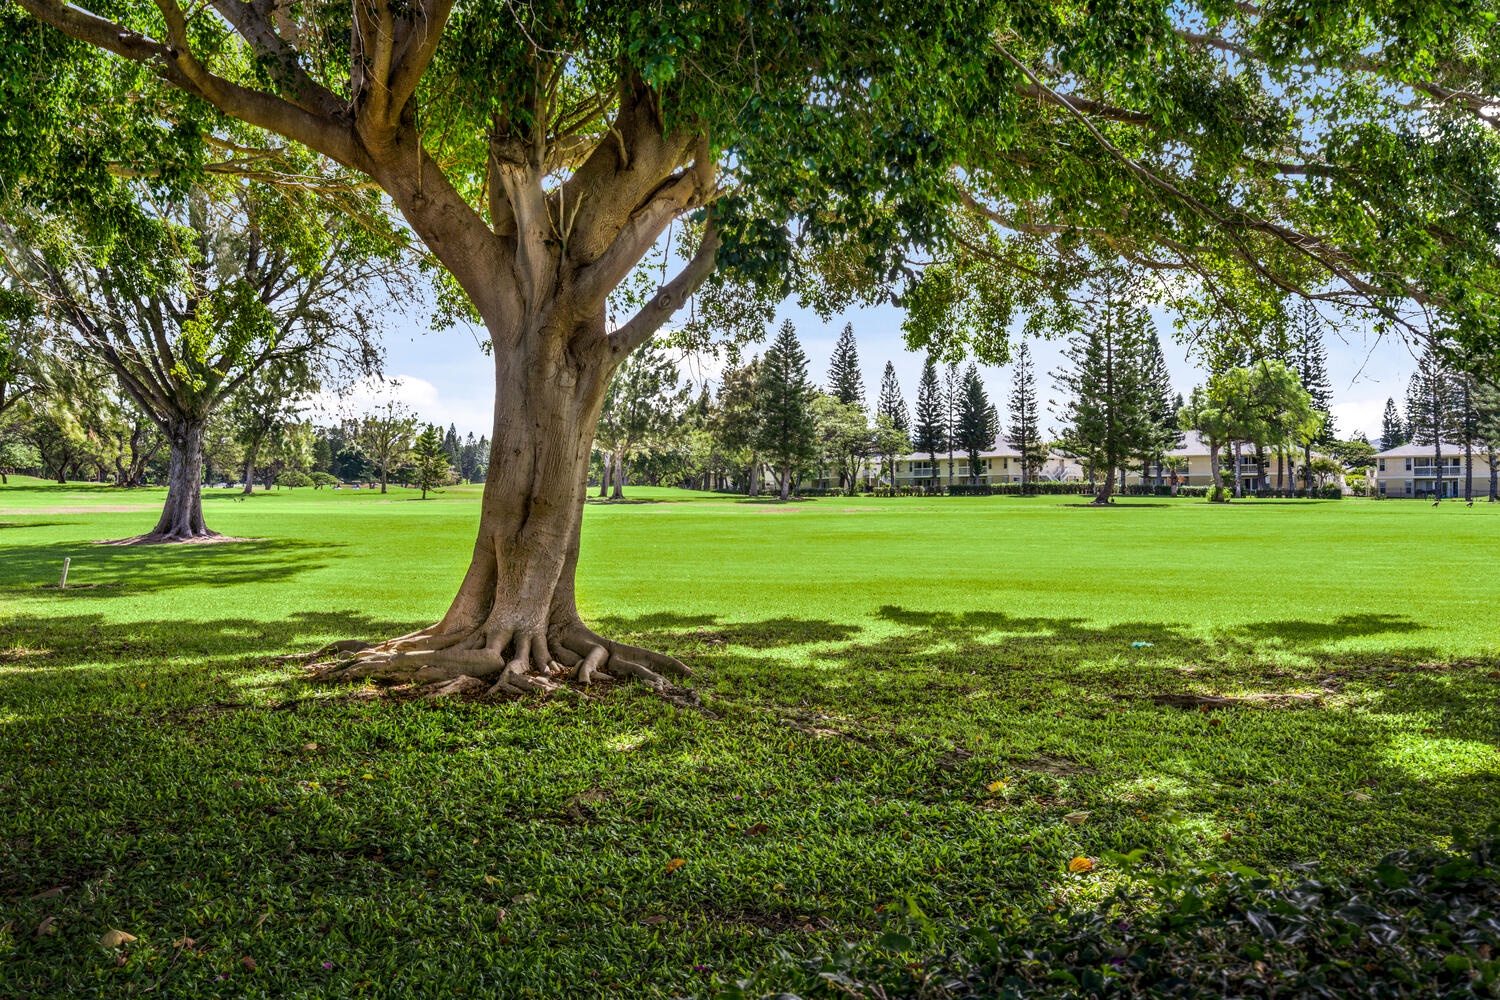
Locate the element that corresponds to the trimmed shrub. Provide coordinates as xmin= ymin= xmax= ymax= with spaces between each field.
xmin=716 ymin=831 xmax=1500 ymax=999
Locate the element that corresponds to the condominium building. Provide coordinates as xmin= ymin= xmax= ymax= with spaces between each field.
xmin=886 ymin=438 xmax=1082 ymax=487
xmin=1370 ymin=443 xmax=1496 ymax=499
xmin=879 ymin=431 xmax=1345 ymax=492
xmin=1121 ymin=430 xmax=1325 ymax=492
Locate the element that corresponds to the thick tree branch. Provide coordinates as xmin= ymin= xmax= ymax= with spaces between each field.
xmin=609 ymin=215 xmax=719 ymax=355
xmin=17 ymin=0 xmax=363 ymax=169
xmin=386 ymin=0 xmax=455 ymax=116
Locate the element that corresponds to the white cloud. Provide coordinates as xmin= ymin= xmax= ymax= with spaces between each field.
xmin=1330 ymin=398 xmax=1387 ymax=440
xmin=306 ymin=374 xmax=493 ymax=435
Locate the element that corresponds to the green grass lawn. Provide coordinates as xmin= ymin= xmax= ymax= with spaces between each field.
xmin=2 ymin=476 xmax=1498 ymax=997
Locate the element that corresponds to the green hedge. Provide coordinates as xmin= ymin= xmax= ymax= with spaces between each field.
xmin=713 ymin=830 xmax=1500 ymax=999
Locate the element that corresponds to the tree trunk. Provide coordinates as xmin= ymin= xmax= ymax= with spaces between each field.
xmin=319 ymin=317 xmax=690 ymax=696
xmin=780 ymin=464 xmax=792 ymax=501
xmin=146 ymin=419 xmax=217 ymax=542
xmin=1093 ymin=465 xmax=1116 ymax=505
xmin=1489 ymin=448 xmax=1498 ymax=501
xmin=1464 ymin=439 xmax=1473 ymax=501
xmin=1208 ymin=440 xmax=1224 ymax=500
xmin=1232 ymin=442 xmax=1244 ymax=497
xmin=1434 ymin=437 xmax=1443 ymax=501
xmin=242 ymin=440 xmax=260 ymax=495
xmin=611 ymin=449 xmax=626 ymax=499
xmin=381 ymin=464 xmax=389 ymax=494
xmin=598 ymin=451 xmax=611 ymax=498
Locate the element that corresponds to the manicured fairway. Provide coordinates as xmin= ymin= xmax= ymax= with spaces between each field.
xmin=2 ymin=478 xmax=1498 ymax=997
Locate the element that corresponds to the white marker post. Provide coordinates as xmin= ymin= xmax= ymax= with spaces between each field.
xmin=59 ymin=557 xmax=70 ymax=590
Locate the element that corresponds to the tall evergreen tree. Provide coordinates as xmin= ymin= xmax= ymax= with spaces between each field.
xmin=1053 ymin=272 xmax=1153 ymax=504
xmin=943 ymin=362 xmax=962 ymax=486
xmin=1381 ymin=398 xmax=1409 ymax=451
xmin=713 ymin=359 xmax=764 ymax=496
xmin=1005 ymin=342 xmax=1044 ymax=489
xmin=875 ymin=361 xmax=910 ymax=485
xmin=826 ymin=323 xmax=865 ymax=408
xmin=1290 ymin=310 xmax=1335 ymax=488
xmin=955 ymin=364 xmax=998 ymax=484
xmin=1406 ymin=346 xmax=1457 ymax=500
xmin=754 ymin=321 xmax=818 ymax=501
xmin=876 ymin=361 xmax=910 ymax=434
xmin=1137 ymin=329 xmax=1181 ymax=487
xmin=1475 ymin=378 xmax=1500 ymax=502
xmin=912 ymin=356 xmax=946 ymax=488
xmin=1453 ymin=369 xmax=1480 ymax=502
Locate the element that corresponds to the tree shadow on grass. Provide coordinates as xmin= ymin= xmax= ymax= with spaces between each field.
xmin=0 ymin=608 xmax=427 ymax=718
xmin=595 ymin=604 xmax=1500 ymax=869
xmin=0 ymin=537 xmax=340 ymax=597
xmin=591 ymin=611 xmax=860 ymax=648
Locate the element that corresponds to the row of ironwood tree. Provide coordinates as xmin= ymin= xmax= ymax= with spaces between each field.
xmin=587 ymin=274 xmax=1375 ymax=504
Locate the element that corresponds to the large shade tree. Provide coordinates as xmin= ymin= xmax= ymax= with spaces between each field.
xmin=11 ymin=0 xmax=1500 ymax=692
xmin=0 ymin=178 xmax=403 ymax=539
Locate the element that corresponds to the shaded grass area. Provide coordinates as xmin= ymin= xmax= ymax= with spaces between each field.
xmin=1 ymin=481 xmax=1498 ymax=997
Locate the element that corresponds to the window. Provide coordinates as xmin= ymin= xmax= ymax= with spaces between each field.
xmin=1378 ymin=459 xmax=1386 ymax=472
xmin=1405 ymin=458 xmax=1412 ymax=471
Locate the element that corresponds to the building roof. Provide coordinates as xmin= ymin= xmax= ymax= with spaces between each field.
xmin=1374 ymin=442 xmax=1465 ymax=458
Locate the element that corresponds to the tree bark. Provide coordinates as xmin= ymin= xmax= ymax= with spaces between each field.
xmin=1489 ymin=447 xmax=1497 ymax=501
xmin=611 ymin=448 xmax=626 ymax=499
xmin=1464 ymin=439 xmax=1473 ymax=501
xmin=598 ymin=451 xmax=611 ymax=498
xmin=242 ymin=440 xmax=260 ymax=495
xmin=319 ymin=312 xmax=691 ymax=695
xmin=1232 ymin=441 xmax=1245 ymax=497
xmin=146 ymin=418 xmax=217 ymax=542
xmin=1093 ymin=464 xmax=1116 ymax=504
xmin=1208 ymin=439 xmax=1225 ymax=500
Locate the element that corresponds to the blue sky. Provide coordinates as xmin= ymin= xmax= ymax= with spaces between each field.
xmin=359 ymin=291 xmax=1420 ymax=443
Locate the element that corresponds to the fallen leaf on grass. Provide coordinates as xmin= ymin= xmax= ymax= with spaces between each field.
xmin=495 ymin=908 xmax=507 ymax=925
xmin=665 ymin=858 xmax=686 ymax=874
xmin=240 ymin=956 xmax=257 ymax=971
xmin=99 ymin=929 xmax=137 ymax=948
xmin=1068 ymin=857 xmax=1095 ymax=873
xmin=1063 ymin=811 xmax=1091 ymax=825
xmin=640 ymin=915 xmax=667 ymax=925
xmin=986 ymin=781 xmax=1006 ymax=793
xmin=172 ymin=937 xmax=196 ymax=948
xmin=30 ymin=887 xmax=64 ymax=900
xmin=1347 ymin=790 xmax=1372 ymax=801
xmin=302 ymin=743 xmax=319 ymax=751
xmin=744 ymin=823 xmax=770 ymax=837
xmin=35 ymin=916 xmax=57 ymax=938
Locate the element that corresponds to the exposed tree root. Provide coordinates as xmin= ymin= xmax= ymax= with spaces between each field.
xmin=306 ymin=619 xmax=697 ymax=704
xmin=96 ymin=530 xmax=252 ymax=546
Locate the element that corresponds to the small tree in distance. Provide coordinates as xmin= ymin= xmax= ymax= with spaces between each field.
xmin=912 ymin=357 xmax=946 ymax=489
xmin=875 ymin=361 xmax=911 ymax=486
xmin=357 ymin=397 xmax=418 ymax=495
xmin=955 ymin=364 xmax=998 ymax=485
xmin=753 ymin=321 xmax=818 ymax=501
xmin=1006 ymin=342 xmax=1044 ymax=491
xmin=412 ymin=425 xmax=451 ymax=500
